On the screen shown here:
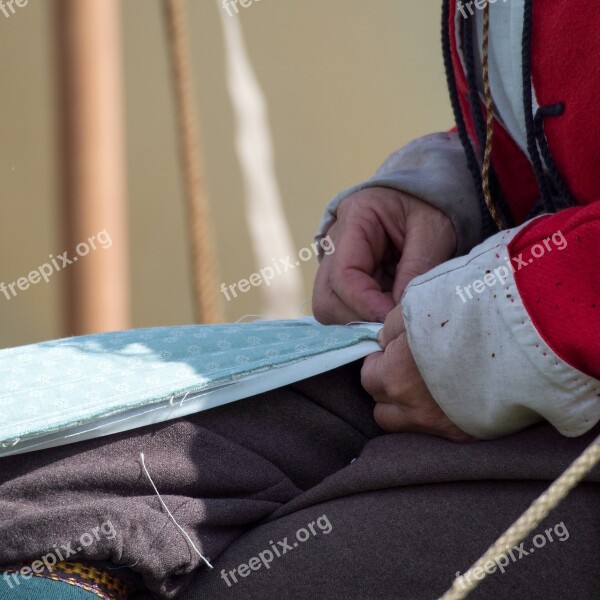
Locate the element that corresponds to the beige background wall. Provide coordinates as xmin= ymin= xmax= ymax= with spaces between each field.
xmin=0 ymin=0 xmax=452 ymax=348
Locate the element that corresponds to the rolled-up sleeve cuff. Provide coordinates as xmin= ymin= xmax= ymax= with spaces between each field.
xmin=401 ymin=222 xmax=600 ymax=439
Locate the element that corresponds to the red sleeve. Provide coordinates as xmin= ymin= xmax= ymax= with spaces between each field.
xmin=509 ymin=201 xmax=600 ymax=379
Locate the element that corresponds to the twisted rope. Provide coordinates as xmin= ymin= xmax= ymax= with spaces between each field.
xmin=163 ymin=0 xmax=223 ymax=323
xmin=480 ymin=2 xmax=504 ymax=230
xmin=440 ymin=431 xmax=600 ymax=599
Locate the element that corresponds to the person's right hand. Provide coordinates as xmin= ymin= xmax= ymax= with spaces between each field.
xmin=312 ymin=187 xmax=457 ymax=324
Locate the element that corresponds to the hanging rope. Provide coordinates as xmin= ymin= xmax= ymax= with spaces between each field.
xmin=163 ymin=0 xmax=223 ymax=324
xmin=440 ymin=430 xmax=600 ymax=600
xmin=480 ymin=2 xmax=504 ymax=230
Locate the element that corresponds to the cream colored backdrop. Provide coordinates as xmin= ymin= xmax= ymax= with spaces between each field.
xmin=0 ymin=0 xmax=452 ymax=347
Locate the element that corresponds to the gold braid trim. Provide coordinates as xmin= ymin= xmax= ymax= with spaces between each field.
xmin=481 ymin=2 xmax=505 ymax=230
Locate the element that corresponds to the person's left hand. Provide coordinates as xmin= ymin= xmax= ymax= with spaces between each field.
xmin=361 ymin=303 xmax=474 ymax=442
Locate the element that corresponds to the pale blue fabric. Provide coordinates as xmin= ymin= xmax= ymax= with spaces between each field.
xmin=0 ymin=320 xmax=377 ymax=450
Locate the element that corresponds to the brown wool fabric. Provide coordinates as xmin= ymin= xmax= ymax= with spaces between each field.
xmin=0 ymin=362 xmax=598 ymax=599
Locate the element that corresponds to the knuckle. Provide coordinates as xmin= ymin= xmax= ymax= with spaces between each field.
xmin=338 ymin=193 xmax=372 ymax=221
xmin=373 ymin=404 xmax=396 ymax=432
xmin=382 ymin=310 xmax=399 ymax=333
xmin=360 ymin=369 xmax=373 ymax=395
xmin=312 ymin=301 xmax=334 ymax=325
xmin=311 ymin=291 xmax=334 ymax=325
xmin=360 ymin=364 xmax=379 ymax=398
xmin=381 ymin=375 xmax=403 ymax=400
xmin=329 ymin=269 xmax=349 ymax=298
xmin=311 ymin=301 xmax=325 ymax=322
xmin=372 ymin=407 xmax=387 ymax=430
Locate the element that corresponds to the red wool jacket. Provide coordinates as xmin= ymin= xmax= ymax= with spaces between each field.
xmin=447 ymin=0 xmax=600 ymax=380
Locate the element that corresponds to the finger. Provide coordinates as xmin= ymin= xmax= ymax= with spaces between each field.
xmin=313 ymin=255 xmax=368 ymax=324
xmin=392 ymin=225 xmax=440 ymax=303
xmin=332 ymin=270 xmax=395 ymax=323
xmin=380 ymin=333 xmax=420 ymax=398
xmin=330 ymin=226 xmax=396 ymax=322
xmin=363 ymin=333 xmax=412 ymax=397
xmin=363 ymin=340 xmax=414 ymax=431
xmin=360 ymin=353 xmax=385 ymax=399
xmin=375 ymin=401 xmax=474 ymax=441
xmin=392 ymin=211 xmax=455 ymax=302
xmin=377 ymin=304 xmax=406 ymax=349
xmin=312 ymin=280 xmax=366 ymax=324
xmin=374 ymin=337 xmax=474 ymax=441
xmin=373 ymin=402 xmax=412 ymax=432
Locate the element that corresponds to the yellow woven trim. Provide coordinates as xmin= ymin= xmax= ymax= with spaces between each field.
xmin=53 ymin=562 xmax=133 ymax=599
xmin=2 ymin=561 xmax=134 ymax=600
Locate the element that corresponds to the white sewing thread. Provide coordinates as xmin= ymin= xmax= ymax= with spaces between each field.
xmin=139 ymin=452 xmax=213 ymax=569
xmin=169 ymin=391 xmax=190 ymax=407
xmin=106 ymin=559 xmax=140 ymax=570
xmin=235 ymin=314 xmax=267 ymax=323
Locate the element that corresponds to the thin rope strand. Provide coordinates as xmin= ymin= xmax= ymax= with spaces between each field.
xmin=140 ymin=452 xmax=213 ymax=569
xmin=440 ymin=432 xmax=600 ymax=599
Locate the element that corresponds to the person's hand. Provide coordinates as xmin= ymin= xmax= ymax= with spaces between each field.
xmin=361 ymin=303 xmax=474 ymax=442
xmin=312 ymin=187 xmax=457 ymax=324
